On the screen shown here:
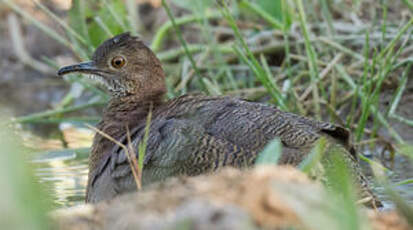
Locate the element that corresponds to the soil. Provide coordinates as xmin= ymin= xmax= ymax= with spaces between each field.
xmin=52 ymin=166 xmax=411 ymax=230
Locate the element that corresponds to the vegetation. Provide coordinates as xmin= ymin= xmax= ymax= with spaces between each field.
xmin=2 ymin=0 xmax=413 ymax=229
xmin=0 ymin=126 xmax=52 ymax=230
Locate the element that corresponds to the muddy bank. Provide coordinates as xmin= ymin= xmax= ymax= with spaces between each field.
xmin=52 ymin=166 xmax=411 ymax=230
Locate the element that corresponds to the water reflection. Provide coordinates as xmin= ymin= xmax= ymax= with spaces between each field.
xmin=34 ymin=150 xmax=88 ymax=207
xmin=27 ymin=125 xmax=93 ymax=207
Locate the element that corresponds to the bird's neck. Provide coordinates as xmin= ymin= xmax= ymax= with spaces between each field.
xmin=103 ymin=91 xmax=165 ymax=127
xmin=88 ymin=90 xmax=165 ymax=177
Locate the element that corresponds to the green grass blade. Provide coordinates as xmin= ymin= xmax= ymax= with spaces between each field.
xmin=255 ymin=138 xmax=282 ymax=165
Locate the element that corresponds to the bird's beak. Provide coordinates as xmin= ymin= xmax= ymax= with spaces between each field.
xmin=57 ymin=61 xmax=100 ymax=76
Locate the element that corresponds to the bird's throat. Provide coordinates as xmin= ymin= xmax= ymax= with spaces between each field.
xmin=102 ymin=90 xmax=165 ymax=136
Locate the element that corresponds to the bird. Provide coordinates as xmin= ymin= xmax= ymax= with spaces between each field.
xmin=57 ymin=32 xmax=381 ymax=206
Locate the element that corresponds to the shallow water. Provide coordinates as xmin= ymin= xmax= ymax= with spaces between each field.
xmin=32 ymin=146 xmax=413 ymax=208
xmin=376 ymin=157 xmax=413 ymax=209
xmin=33 ymin=149 xmax=88 ymax=207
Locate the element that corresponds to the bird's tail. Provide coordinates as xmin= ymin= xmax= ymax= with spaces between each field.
xmin=320 ymin=142 xmax=383 ymax=208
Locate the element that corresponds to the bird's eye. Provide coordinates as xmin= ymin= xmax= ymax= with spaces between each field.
xmin=111 ymin=56 xmax=126 ymax=69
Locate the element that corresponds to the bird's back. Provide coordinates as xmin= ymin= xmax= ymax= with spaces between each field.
xmin=157 ymin=94 xmax=352 ymax=155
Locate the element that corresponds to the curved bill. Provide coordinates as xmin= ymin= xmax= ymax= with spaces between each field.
xmin=57 ymin=61 xmax=99 ymax=76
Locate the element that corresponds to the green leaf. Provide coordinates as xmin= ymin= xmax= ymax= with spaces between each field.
xmin=0 ymin=126 xmax=53 ymax=230
xmin=394 ymin=178 xmax=413 ymax=186
xmin=255 ymin=138 xmax=282 ymax=165
xmin=322 ymin=149 xmax=367 ymax=230
xmin=68 ymin=0 xmax=91 ymax=45
xmin=68 ymin=0 xmax=128 ymax=48
xmin=398 ymin=144 xmax=413 ymax=160
xmin=257 ymin=0 xmax=282 ymax=21
xmin=299 ymin=137 xmax=327 ymax=173
xmin=240 ymin=0 xmax=293 ymax=30
xmin=171 ymin=0 xmax=214 ymax=13
xmin=90 ymin=0 xmax=127 ymax=46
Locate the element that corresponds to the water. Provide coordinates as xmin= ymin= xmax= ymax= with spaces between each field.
xmin=378 ymin=157 xmax=413 ymax=209
xmin=33 ymin=149 xmax=89 ymax=207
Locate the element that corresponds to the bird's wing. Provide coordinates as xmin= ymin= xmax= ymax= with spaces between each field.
xmin=184 ymin=97 xmax=355 ymax=158
xmin=193 ymin=98 xmax=383 ymax=205
xmin=89 ymin=117 xmax=257 ymax=199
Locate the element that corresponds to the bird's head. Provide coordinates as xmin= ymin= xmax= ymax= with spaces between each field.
xmin=58 ymin=32 xmax=166 ymax=98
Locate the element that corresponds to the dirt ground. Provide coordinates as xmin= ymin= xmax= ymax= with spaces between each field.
xmin=53 ymin=166 xmax=411 ymax=230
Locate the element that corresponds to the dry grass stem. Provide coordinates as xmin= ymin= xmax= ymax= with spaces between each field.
xmin=299 ymin=53 xmax=343 ymax=101
xmin=85 ymin=124 xmax=142 ymax=190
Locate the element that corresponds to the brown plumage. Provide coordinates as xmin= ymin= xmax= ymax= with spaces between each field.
xmin=57 ymin=33 xmax=381 ymax=206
